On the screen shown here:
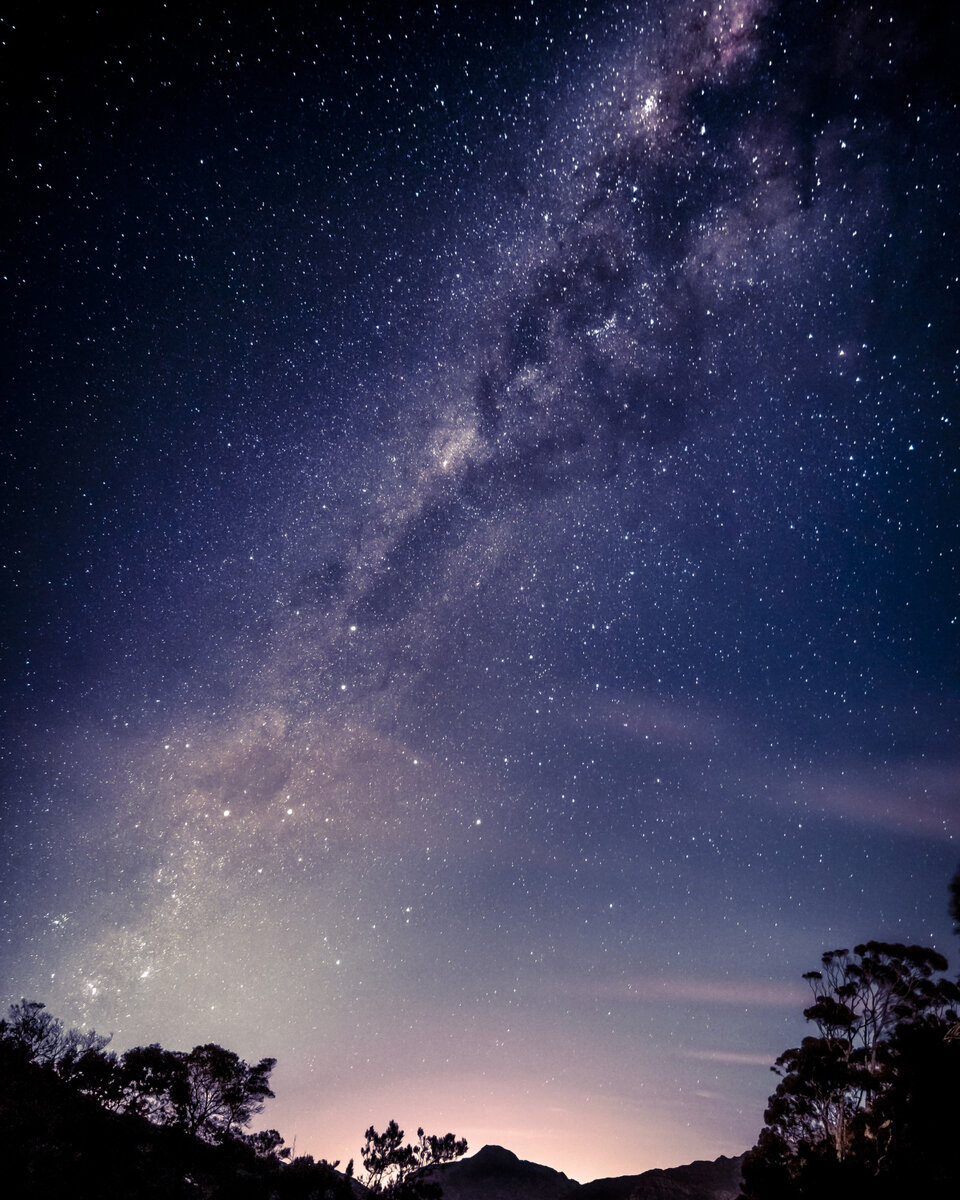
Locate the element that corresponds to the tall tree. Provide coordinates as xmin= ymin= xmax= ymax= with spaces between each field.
xmin=118 ymin=1041 xmax=276 ymax=1141
xmin=740 ymin=942 xmax=960 ymax=1199
xmin=171 ymin=1043 xmax=276 ymax=1141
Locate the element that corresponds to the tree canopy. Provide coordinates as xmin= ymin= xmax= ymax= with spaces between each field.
xmin=361 ymin=1120 xmax=468 ymax=1200
xmin=739 ymin=939 xmax=960 ymax=1198
xmin=0 ymin=1002 xmax=276 ymax=1147
xmin=2 ymin=999 xmax=111 ymax=1072
xmin=1 ymin=998 xmax=466 ymax=1200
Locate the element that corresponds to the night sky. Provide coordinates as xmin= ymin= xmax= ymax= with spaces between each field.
xmin=2 ymin=0 xmax=958 ymax=1182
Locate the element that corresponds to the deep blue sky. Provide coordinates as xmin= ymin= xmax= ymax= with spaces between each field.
xmin=2 ymin=0 xmax=958 ymax=1180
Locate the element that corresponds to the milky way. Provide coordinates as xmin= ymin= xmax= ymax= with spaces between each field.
xmin=2 ymin=0 xmax=958 ymax=1181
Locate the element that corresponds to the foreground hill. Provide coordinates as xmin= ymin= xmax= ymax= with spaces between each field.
xmin=422 ymin=1144 xmax=744 ymax=1200
xmin=579 ymin=1154 xmax=745 ymax=1200
xmin=0 ymin=1044 xmax=351 ymax=1199
xmin=1 ymin=1034 xmax=742 ymax=1200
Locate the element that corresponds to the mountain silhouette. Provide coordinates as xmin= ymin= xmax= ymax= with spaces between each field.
xmin=421 ymin=1145 xmax=744 ymax=1200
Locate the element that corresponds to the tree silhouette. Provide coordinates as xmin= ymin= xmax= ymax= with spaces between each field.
xmin=1 ymin=999 xmax=111 ymax=1071
xmin=120 ymin=1043 xmax=184 ymax=1125
xmin=740 ymin=941 xmax=960 ymax=1198
xmin=0 ymin=998 xmax=323 ymax=1196
xmin=2 ymin=997 xmax=470 ymax=1198
xmin=115 ymin=1040 xmax=277 ymax=1140
xmin=361 ymin=1120 xmax=468 ymax=1199
xmin=170 ymin=1043 xmax=276 ymax=1140
xmin=243 ymin=1126 xmax=291 ymax=1161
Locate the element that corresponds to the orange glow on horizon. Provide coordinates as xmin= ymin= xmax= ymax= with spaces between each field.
xmin=263 ymin=1067 xmax=749 ymax=1184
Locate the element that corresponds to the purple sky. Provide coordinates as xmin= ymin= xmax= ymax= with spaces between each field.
xmin=2 ymin=0 xmax=958 ymax=1182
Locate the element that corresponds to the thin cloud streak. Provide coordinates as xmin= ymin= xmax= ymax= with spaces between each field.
xmin=577 ymin=975 xmax=807 ymax=1009
xmin=592 ymin=692 xmax=730 ymax=751
xmin=684 ymin=1049 xmax=779 ymax=1066
xmin=797 ymin=759 xmax=960 ymax=841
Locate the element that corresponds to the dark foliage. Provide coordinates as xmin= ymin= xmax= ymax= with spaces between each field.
xmin=361 ymin=1120 xmax=468 ymax=1200
xmin=0 ymin=999 xmax=467 ymax=1200
xmin=0 ymin=1001 xmax=355 ymax=1200
xmin=0 ymin=1034 xmax=354 ymax=1198
xmin=739 ymin=941 xmax=960 ymax=1199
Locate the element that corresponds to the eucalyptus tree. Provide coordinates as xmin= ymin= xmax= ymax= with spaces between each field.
xmin=740 ymin=941 xmax=960 ymax=1198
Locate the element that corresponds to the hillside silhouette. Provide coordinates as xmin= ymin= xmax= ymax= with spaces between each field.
xmin=4 ymin=865 xmax=960 ymax=1199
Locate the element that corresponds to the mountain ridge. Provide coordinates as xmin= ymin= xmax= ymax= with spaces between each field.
xmin=420 ymin=1144 xmax=745 ymax=1200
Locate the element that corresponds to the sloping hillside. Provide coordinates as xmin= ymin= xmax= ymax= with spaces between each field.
xmin=422 ymin=1144 xmax=744 ymax=1200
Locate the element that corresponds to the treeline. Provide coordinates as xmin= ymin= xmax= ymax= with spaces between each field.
xmin=739 ymin=870 xmax=960 ymax=1198
xmin=7 ymin=869 xmax=960 ymax=1198
xmin=0 ymin=1002 xmax=466 ymax=1200
xmin=2 ymin=999 xmax=279 ymax=1145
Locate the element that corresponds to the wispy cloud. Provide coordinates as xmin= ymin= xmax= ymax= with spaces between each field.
xmin=684 ymin=1048 xmax=778 ymax=1067
xmin=591 ymin=692 xmax=731 ymax=751
xmin=587 ymin=974 xmax=806 ymax=1009
xmin=797 ymin=758 xmax=960 ymax=841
